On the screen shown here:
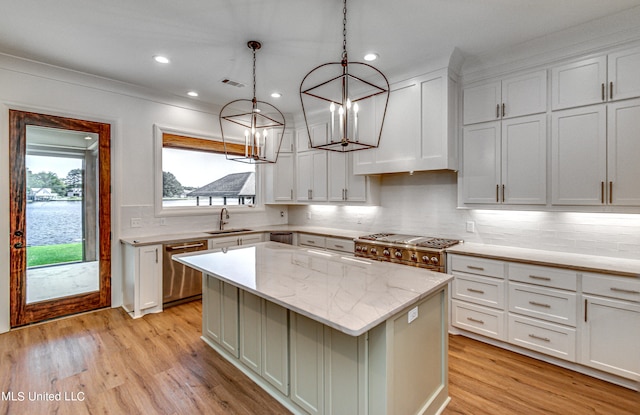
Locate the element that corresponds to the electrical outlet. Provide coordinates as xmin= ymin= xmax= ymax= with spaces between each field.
xmin=159 ymin=218 xmax=167 ymax=226
xmin=280 ymin=211 xmax=285 ymax=218
xmin=466 ymin=221 xmax=475 ymax=233
xmin=408 ymin=306 xmax=418 ymax=324
xmin=131 ymin=218 xmax=142 ymax=228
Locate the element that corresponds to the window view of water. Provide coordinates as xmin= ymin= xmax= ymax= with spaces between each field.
xmin=26 ymin=201 xmax=82 ymax=246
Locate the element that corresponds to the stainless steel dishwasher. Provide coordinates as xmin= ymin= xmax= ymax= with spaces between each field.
xmin=163 ymin=240 xmax=208 ymax=306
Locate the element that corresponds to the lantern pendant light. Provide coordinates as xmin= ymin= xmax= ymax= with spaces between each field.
xmin=299 ymin=0 xmax=390 ymax=152
xmin=220 ymin=41 xmax=286 ymax=164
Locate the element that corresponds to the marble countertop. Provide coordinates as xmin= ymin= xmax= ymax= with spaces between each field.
xmin=174 ymin=241 xmax=453 ymax=336
xmin=446 ymin=243 xmax=640 ymax=278
xmin=120 ymin=225 xmax=364 ymax=246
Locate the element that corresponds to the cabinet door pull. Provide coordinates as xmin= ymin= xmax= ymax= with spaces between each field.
xmin=610 ymin=81 xmax=613 ymax=99
xmin=496 ymin=184 xmax=499 ymax=203
xmin=502 ymin=184 xmax=505 ymax=203
xmin=344 ymin=188 xmax=348 ymax=200
xmin=601 ymin=181 xmax=605 ymax=204
xmin=609 ymin=181 xmax=613 ymax=204
xmin=496 ymin=104 xmax=500 ymax=118
xmin=502 ymin=103 xmax=506 ymax=117
xmin=467 ymin=288 xmax=485 ymax=294
xmin=584 ymin=299 xmax=588 ymax=322
xmin=467 ymin=265 xmax=485 ymax=271
xmin=334 ymin=244 xmax=344 ymax=249
xmin=155 ymin=248 xmax=158 ymax=263
xmin=528 ymin=334 xmax=551 ymax=342
xmin=290 ymin=189 xmax=293 ymax=200
xmin=601 ymin=83 xmax=605 ymax=101
xmin=529 ymin=301 xmax=551 ymax=308
xmin=529 ymin=275 xmax=551 ymax=281
xmin=467 ymin=317 xmax=485 ymax=324
xmin=610 ymin=287 xmax=640 ymax=294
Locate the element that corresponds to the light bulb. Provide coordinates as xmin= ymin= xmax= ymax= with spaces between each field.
xmin=354 ymin=102 xmax=359 ymax=113
xmin=339 ymin=106 xmax=344 ymax=115
xmin=346 ymin=99 xmax=351 ymax=109
xmin=330 ymin=102 xmax=335 ymax=113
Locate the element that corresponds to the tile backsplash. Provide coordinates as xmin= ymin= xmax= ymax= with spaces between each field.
xmin=289 ymin=171 xmax=640 ymax=260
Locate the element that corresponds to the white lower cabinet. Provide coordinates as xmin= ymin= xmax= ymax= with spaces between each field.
xmin=240 ymin=291 xmax=289 ymax=395
xmin=449 ymin=254 xmax=639 ymax=383
xmin=204 ymin=276 xmax=239 ymax=357
xmin=290 ymin=313 xmax=325 ymax=415
xmin=208 ymin=233 xmax=263 ymax=250
xmin=508 ymin=314 xmax=576 ymax=361
xmin=122 ymin=243 xmax=162 ymax=318
xmin=580 ymin=273 xmax=640 ymax=380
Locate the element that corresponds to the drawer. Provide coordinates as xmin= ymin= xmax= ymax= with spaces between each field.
xmin=509 ymin=263 xmax=577 ymax=291
xmin=508 ymin=314 xmax=576 ymax=361
xmin=451 ymin=299 xmax=506 ymax=341
xmin=325 ymin=237 xmax=354 ymax=253
xmin=450 ymin=255 xmax=505 ymax=279
xmin=452 ymin=274 xmax=505 ymax=309
xmin=298 ymin=233 xmax=326 ymax=248
xmin=508 ymin=282 xmax=577 ymax=326
xmin=582 ymin=273 xmax=640 ymax=302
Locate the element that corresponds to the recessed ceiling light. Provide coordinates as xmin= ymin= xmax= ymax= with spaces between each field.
xmin=271 ymin=92 xmax=282 ymax=98
xmin=84 ymin=136 xmax=92 ymax=140
xmin=153 ymin=55 xmax=170 ymax=64
xmin=187 ymin=91 xmax=199 ymax=97
xmin=363 ymin=53 xmax=379 ymax=62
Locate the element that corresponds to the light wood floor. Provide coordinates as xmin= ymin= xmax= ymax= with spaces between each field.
xmin=0 ymin=301 xmax=637 ymax=415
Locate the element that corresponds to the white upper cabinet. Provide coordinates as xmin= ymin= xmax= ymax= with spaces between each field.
xmin=272 ymin=153 xmax=295 ymax=202
xmin=463 ymin=70 xmax=547 ymax=125
xmin=328 ymin=152 xmax=366 ymax=202
xmin=296 ymin=150 xmax=327 ymax=202
xmin=552 ymin=98 xmax=640 ymax=206
xmin=607 ymin=98 xmax=640 ymax=205
xmin=551 ymin=106 xmax=607 ymax=205
xmin=608 ymin=46 xmax=640 ymax=101
xmin=353 ymin=67 xmax=459 ymax=174
xmin=462 ymin=115 xmax=546 ymax=205
xmin=552 ymin=46 xmax=640 ymax=110
xmin=279 ymin=130 xmax=294 ymax=153
xmin=551 ymin=56 xmax=607 ymax=110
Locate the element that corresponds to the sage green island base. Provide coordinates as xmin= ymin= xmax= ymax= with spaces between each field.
xmin=174 ymin=242 xmax=452 ymax=415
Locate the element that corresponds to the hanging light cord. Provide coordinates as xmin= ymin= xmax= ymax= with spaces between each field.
xmin=342 ymin=0 xmax=348 ymax=61
xmin=252 ymin=45 xmax=257 ymax=102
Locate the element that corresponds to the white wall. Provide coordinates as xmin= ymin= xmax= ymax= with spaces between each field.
xmin=289 ymin=171 xmax=640 ymax=260
xmin=0 ymin=54 xmax=285 ymax=333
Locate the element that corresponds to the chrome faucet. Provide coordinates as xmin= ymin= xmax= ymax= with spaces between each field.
xmin=219 ymin=207 xmax=229 ymax=230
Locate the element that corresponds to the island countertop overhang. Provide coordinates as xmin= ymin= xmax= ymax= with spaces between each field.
xmin=174 ymin=241 xmax=453 ymax=336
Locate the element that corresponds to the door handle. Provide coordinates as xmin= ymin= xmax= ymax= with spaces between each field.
xmin=14 ymin=230 xmax=23 ymax=237
xmin=13 ymin=242 xmax=24 ymax=249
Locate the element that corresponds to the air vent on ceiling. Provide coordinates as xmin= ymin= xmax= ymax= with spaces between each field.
xmin=221 ymin=78 xmax=245 ymax=88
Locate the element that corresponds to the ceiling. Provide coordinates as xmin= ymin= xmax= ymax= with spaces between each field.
xmin=2 ymin=0 xmax=640 ymax=114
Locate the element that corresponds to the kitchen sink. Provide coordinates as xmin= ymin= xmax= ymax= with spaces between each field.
xmin=205 ymin=228 xmax=253 ymax=235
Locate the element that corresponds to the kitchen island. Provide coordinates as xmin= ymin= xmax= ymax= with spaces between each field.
xmin=174 ymin=242 xmax=453 ymax=415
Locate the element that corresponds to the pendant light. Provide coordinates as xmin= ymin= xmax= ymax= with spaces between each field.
xmin=299 ymin=0 xmax=390 ymax=152
xmin=220 ymin=41 xmax=286 ymax=164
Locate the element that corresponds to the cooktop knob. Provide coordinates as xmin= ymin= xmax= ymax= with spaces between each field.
xmin=356 ymin=246 xmax=362 ymax=252
xmin=383 ymin=249 xmax=391 ymax=257
xmin=370 ymin=248 xmax=377 ymax=254
xmin=422 ymin=255 xmax=430 ymax=263
xmin=410 ymin=253 xmax=418 ymax=261
xmin=395 ymin=251 xmax=403 ymax=258
xmin=431 ymin=257 xmax=439 ymax=265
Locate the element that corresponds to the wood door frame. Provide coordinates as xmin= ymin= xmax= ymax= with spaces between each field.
xmin=9 ymin=110 xmax=111 ymax=327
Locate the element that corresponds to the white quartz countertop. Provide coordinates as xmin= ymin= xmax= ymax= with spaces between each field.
xmin=446 ymin=243 xmax=640 ymax=278
xmin=120 ymin=225 xmax=364 ymax=246
xmin=174 ymin=242 xmax=453 ymax=336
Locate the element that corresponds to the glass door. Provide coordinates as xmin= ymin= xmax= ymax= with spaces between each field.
xmin=9 ymin=110 xmax=111 ymax=327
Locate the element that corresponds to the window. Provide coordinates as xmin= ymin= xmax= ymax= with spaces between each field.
xmin=154 ymin=126 xmax=258 ymax=215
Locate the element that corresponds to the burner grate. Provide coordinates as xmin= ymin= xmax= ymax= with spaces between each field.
xmin=358 ymin=233 xmax=393 ymax=241
xmin=416 ymin=238 xmax=460 ymax=249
